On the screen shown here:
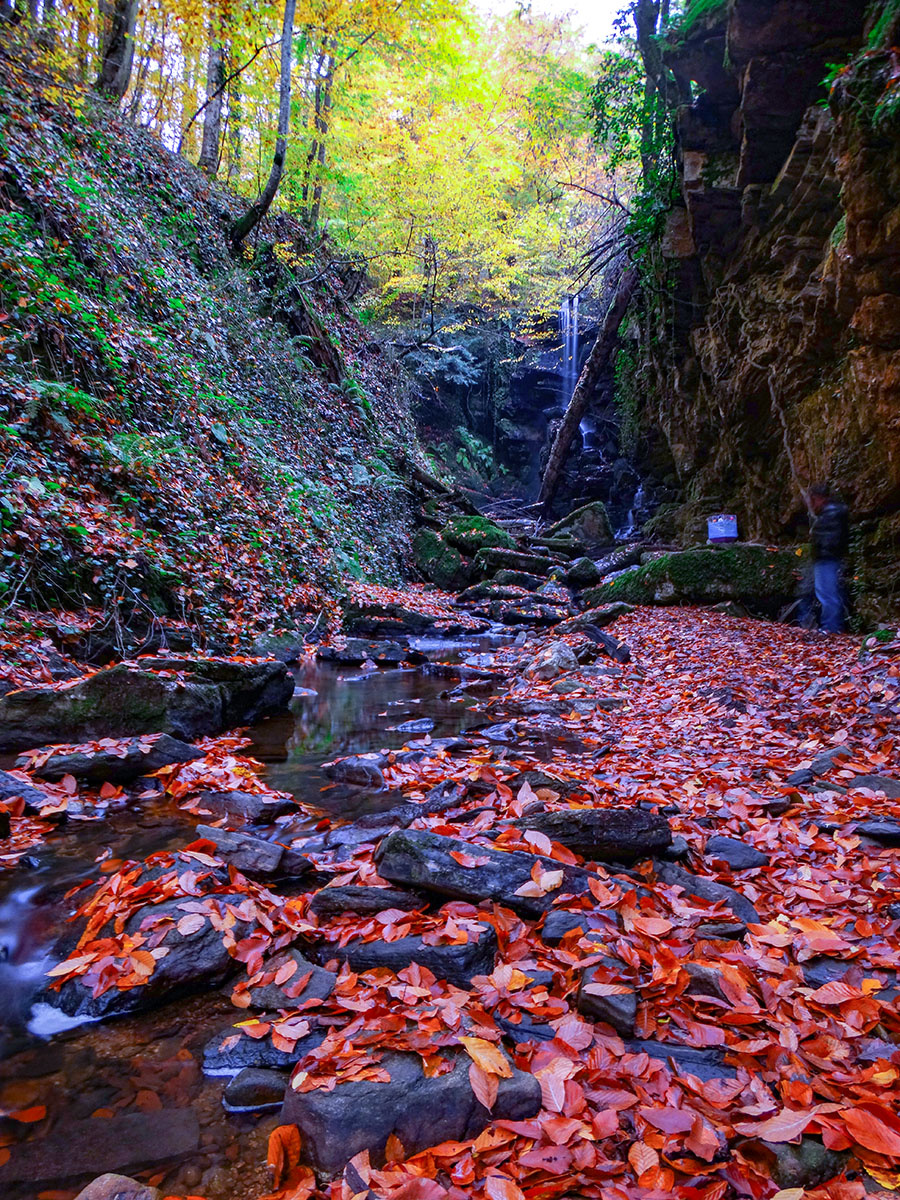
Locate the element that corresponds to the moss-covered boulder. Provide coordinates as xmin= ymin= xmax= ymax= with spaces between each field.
xmin=545 ymin=501 xmax=613 ymax=550
xmin=442 ymin=516 xmax=514 ymax=556
xmin=473 ymin=547 xmax=554 ymax=579
xmin=412 ymin=528 xmax=472 ymax=591
xmin=585 ymin=544 xmax=803 ymax=614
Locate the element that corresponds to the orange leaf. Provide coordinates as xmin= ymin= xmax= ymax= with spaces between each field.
xmin=843 ymin=1105 xmax=900 ymax=1157
xmin=458 ymin=1036 xmax=512 ymax=1078
xmin=484 ymin=1175 xmax=526 ymax=1200
xmin=733 ymin=1109 xmax=814 ymax=1143
xmin=9 ymin=1105 xmax=47 ymax=1123
xmin=268 ymin=1124 xmax=302 ymax=1188
xmin=628 ymin=1141 xmax=659 ymax=1176
xmin=469 ymin=1062 xmax=498 ymax=1111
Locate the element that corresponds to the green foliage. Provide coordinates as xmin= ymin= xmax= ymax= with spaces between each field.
xmin=670 ymin=0 xmax=728 ymax=37
xmin=613 ymin=337 xmax=644 ymax=454
xmin=454 ymin=427 xmax=497 ymax=477
xmin=442 ymin=515 xmax=514 ymax=555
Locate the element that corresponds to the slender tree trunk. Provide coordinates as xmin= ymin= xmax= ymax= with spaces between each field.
xmin=226 ymin=74 xmax=242 ymax=183
xmin=230 ymin=0 xmax=296 ymax=250
xmin=308 ymin=50 xmax=334 ymax=229
xmin=198 ymin=37 xmax=226 ymax=174
xmin=539 ymin=266 xmax=639 ymax=510
xmin=95 ymin=0 xmax=139 ymax=100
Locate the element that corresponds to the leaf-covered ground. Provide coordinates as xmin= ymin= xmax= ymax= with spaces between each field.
xmin=4 ymin=606 xmax=899 ymax=1200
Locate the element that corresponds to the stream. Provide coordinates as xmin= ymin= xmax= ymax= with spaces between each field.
xmin=0 ymin=633 xmax=510 ymax=1198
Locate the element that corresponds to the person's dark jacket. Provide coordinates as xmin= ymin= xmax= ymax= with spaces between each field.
xmin=811 ymin=500 xmax=849 ymax=561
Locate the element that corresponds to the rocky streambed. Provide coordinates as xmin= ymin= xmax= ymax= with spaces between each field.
xmin=0 ymin=591 xmax=899 ymax=1200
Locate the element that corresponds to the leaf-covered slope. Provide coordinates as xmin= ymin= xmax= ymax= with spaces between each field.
xmin=0 ymin=53 xmax=421 ymax=647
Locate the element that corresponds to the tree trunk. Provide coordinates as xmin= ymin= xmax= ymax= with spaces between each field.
xmin=95 ymin=0 xmax=139 ymax=101
xmin=307 ymin=49 xmax=335 ymax=229
xmin=198 ymin=38 xmax=226 ymax=175
xmin=226 ymin=74 xmax=242 ymax=183
xmin=230 ymin=0 xmax=296 ymax=250
xmin=539 ymin=266 xmax=639 ymax=511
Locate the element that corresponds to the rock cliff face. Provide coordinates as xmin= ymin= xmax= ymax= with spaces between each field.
xmin=638 ymin=0 xmax=900 ymax=621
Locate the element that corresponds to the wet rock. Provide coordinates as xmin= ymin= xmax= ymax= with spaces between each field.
xmin=0 ymin=1110 xmax=200 ymax=1187
xmin=705 ymin=835 xmax=768 ymax=870
xmin=195 ymin=789 xmax=296 ymax=822
xmin=396 ymin=717 xmax=435 ymax=734
xmin=750 ymin=1137 xmax=850 ymax=1190
xmin=0 ymin=767 xmax=56 ymax=813
xmin=247 ymin=950 xmax=337 ymax=1010
xmin=412 ymin=528 xmax=473 ymax=591
xmin=344 ymin=600 xmax=437 ymax=638
xmin=557 ymin=603 xmax=636 ymax=632
xmin=515 ymin=806 xmax=671 ymax=863
xmin=204 ymin=1025 xmax=326 ymax=1075
xmin=663 ymin=835 xmax=690 ymax=860
xmin=325 ymin=923 xmax=497 ymax=989
xmin=684 ymin=962 xmax=729 ymax=1000
xmin=309 ymin=885 xmax=423 ymax=919
xmin=526 ymin=641 xmax=579 ymax=680
xmin=74 ymin=1175 xmax=162 ymax=1200
xmin=498 ymin=602 xmax=568 ymax=627
xmin=472 ymin=720 xmax=518 ymax=742
xmin=496 ymin=1013 xmax=556 ymax=1044
xmin=809 ymin=745 xmax=852 ymax=775
xmin=579 ymin=625 xmax=631 ymax=664
xmin=223 ymin=1067 xmax=287 ymax=1112
xmin=0 ymin=659 xmax=293 ymax=753
xmin=318 ymin=640 xmax=407 ymax=667
xmin=281 ymin=1047 xmax=541 ymax=1175
xmin=625 ymin=1039 xmax=736 ymax=1080
xmin=576 ymin=964 xmax=637 ymax=1035
xmin=322 ymin=753 xmax=386 ymax=789
xmin=545 ymin=501 xmax=613 ymax=550
xmin=195 ymin=824 xmax=294 ymax=876
xmin=801 ymin=957 xmax=897 ymax=993
xmin=539 ymin=910 xmax=591 ymax=945
xmin=696 ymin=921 xmax=747 ymax=940
xmin=473 ymin=546 xmax=555 ymax=579
xmin=565 ymin=558 xmax=602 ymax=588
xmin=654 ymin=860 xmax=760 ymax=924
xmin=49 ymin=894 xmax=250 ymax=1020
xmin=250 ymin=631 xmax=310 ymax=662
xmin=20 ymin=734 xmax=202 ymax=785
xmin=375 ymin=828 xmax=596 ymax=919
xmin=851 ymin=775 xmax=900 ymax=800
xmin=442 ymin=515 xmax=514 ymax=555
xmin=856 ymin=816 xmax=900 ymax=844
xmin=494 ymin=569 xmax=545 ymax=590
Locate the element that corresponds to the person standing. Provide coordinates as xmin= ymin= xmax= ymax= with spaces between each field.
xmin=808 ymin=483 xmax=849 ymax=633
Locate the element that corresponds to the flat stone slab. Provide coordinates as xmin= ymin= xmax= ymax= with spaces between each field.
xmin=308 ymin=885 xmax=423 ymax=919
xmin=515 ymin=806 xmax=671 ymax=863
xmin=20 ymin=734 xmax=202 ymax=785
xmin=223 ymin=1067 xmax=287 ymax=1113
xmin=855 ymin=816 xmax=900 ymax=844
xmin=625 ymin=1039 xmax=736 ymax=1080
xmin=324 ymin=923 xmax=497 ymax=989
xmin=0 ymin=768 xmax=51 ymax=813
xmin=194 ymin=789 xmax=295 ymax=822
xmin=375 ymin=828 xmax=597 ymax=919
xmin=195 ymin=824 xmax=307 ymax=877
xmin=0 ymin=1110 xmax=199 ymax=1187
xmin=204 ymin=1026 xmax=326 ymax=1076
xmin=576 ymin=962 xmax=636 ymax=1035
xmin=246 ymin=949 xmax=337 ymax=1010
xmin=704 ymin=835 xmax=768 ymax=870
xmin=654 ymin=860 xmax=759 ymax=925
xmin=281 ymin=1048 xmax=541 ymax=1175
xmin=0 ymin=659 xmax=293 ymax=753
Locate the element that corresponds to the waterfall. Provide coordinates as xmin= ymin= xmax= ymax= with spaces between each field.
xmin=559 ymin=293 xmax=580 ymax=404
xmin=616 ymin=481 xmax=646 ymax=540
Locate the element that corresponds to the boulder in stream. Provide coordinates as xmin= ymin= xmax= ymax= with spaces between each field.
xmin=308 ymin=884 xmax=423 ymax=919
xmin=0 ymin=767 xmax=51 ymax=814
xmin=375 ymin=828 xmax=596 ymax=918
xmin=0 ymin=658 xmax=293 ymax=753
xmin=281 ymin=1047 xmax=541 ymax=1175
xmin=19 ymin=733 xmax=202 ymax=785
xmin=545 ymin=501 xmax=613 ymax=550
xmin=323 ymin=922 xmax=497 ymax=988
xmin=74 ymin=1175 xmax=162 ymax=1200
xmin=515 ymin=806 xmax=671 ymax=863
xmin=654 ymin=860 xmax=760 ymax=925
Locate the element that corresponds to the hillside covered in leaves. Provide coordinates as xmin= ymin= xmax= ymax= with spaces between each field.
xmin=0 ymin=47 xmax=423 ymax=666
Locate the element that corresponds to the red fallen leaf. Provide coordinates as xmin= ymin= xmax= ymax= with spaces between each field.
xmin=61 ymin=774 xmax=78 ymax=794
xmin=8 ymin=1105 xmax=47 ymax=1123
xmin=267 ymin=1123 xmax=302 ymax=1187
xmin=469 ymin=1062 xmax=498 ymax=1111
xmin=639 ymin=1106 xmax=695 ymax=1134
xmin=385 ymin=1133 xmax=405 ymax=1163
xmin=518 ymin=1144 xmax=573 ymax=1173
xmin=582 ymin=982 xmax=633 ymax=997
xmin=176 ymin=913 xmax=206 ymax=936
xmin=628 ymin=1141 xmax=659 ymax=1176
xmin=484 ymin=1175 xmax=526 ymax=1200
xmin=449 ymin=850 xmax=492 ymax=868
xmin=98 ymin=781 xmax=120 ymax=799
xmin=0 ymin=1148 xmax=10 ymax=1166
xmin=807 ymin=980 xmax=865 ymax=1005
xmin=842 ymin=1104 xmax=900 ymax=1156
xmin=733 ymin=1108 xmax=815 ymax=1142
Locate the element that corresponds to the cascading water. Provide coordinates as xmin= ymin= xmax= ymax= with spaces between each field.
xmin=616 ymin=480 xmax=647 ymax=539
xmin=559 ymin=293 xmax=579 ymax=405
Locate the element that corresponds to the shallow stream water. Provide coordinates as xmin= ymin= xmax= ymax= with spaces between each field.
xmin=0 ymin=634 xmax=508 ymax=1198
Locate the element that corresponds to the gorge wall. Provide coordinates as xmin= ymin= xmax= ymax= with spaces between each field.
xmin=636 ymin=0 xmax=900 ymax=621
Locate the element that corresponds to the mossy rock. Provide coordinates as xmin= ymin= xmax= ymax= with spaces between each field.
xmin=545 ymin=501 xmax=613 ymax=550
xmin=586 ymin=544 xmax=803 ymax=615
xmin=412 ymin=528 xmax=473 ymax=591
xmin=473 ymin=547 xmax=554 ymax=579
xmin=442 ymin=516 xmax=514 ymax=556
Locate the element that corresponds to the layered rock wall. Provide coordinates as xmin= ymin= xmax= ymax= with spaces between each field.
xmin=639 ymin=0 xmax=900 ymax=620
